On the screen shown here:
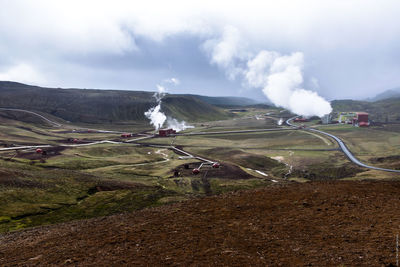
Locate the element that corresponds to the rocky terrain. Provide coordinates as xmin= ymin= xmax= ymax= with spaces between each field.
xmin=1 ymin=180 xmax=400 ymax=266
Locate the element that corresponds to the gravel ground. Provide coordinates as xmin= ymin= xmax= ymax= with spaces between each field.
xmin=1 ymin=180 xmax=400 ymax=266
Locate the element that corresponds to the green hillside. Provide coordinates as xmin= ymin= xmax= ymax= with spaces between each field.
xmin=332 ymin=97 xmax=400 ymax=123
xmin=367 ymin=87 xmax=400 ymax=102
xmin=183 ymin=94 xmax=259 ymax=107
xmin=0 ymin=81 xmax=232 ymax=124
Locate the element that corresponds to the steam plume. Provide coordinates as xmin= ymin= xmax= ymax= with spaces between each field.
xmin=144 ymin=79 xmax=193 ymax=132
xmin=204 ymin=27 xmax=332 ymax=117
xmin=166 ymin=117 xmax=194 ymax=132
xmin=144 ymin=85 xmax=166 ymax=130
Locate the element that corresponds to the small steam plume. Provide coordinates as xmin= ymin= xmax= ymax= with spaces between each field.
xmin=204 ymin=27 xmax=332 ymax=117
xmin=144 ymin=79 xmax=193 ymax=132
xmin=278 ymin=118 xmax=283 ymax=126
xmin=144 ymin=85 xmax=167 ymax=130
xmin=166 ymin=117 xmax=194 ymax=132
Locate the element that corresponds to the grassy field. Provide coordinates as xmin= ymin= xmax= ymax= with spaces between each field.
xmin=314 ymin=124 xmax=400 ymax=170
xmin=0 ymin=110 xmax=399 ymax=233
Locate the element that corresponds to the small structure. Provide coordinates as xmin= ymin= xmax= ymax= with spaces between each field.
xmin=353 ymin=112 xmax=369 ymax=127
xmin=212 ymin=162 xmax=220 ymax=168
xmin=158 ymin=128 xmax=176 ymax=137
xmin=294 ymin=117 xmax=309 ymax=123
xmin=73 ymin=138 xmax=78 ymax=143
xmin=338 ymin=112 xmax=356 ymax=124
xmin=121 ymin=133 xmax=132 ymax=138
xmin=321 ymin=114 xmax=332 ymax=124
xmin=192 ymin=168 xmax=200 ymax=174
xmin=35 ymin=148 xmax=43 ymax=154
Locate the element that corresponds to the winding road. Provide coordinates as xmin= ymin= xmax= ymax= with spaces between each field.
xmin=285 ymin=116 xmax=400 ymax=173
xmin=0 ymin=108 xmax=125 ymax=134
xmin=0 ymin=107 xmax=398 ymax=173
xmin=0 ymin=108 xmax=62 ymax=127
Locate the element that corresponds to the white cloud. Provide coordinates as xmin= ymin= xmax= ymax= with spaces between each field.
xmin=202 ymin=26 xmax=249 ymax=80
xmin=164 ymin=78 xmax=180 ymax=85
xmin=1 ymin=0 xmax=399 ymax=55
xmin=1 ymin=0 xmax=400 ymax=97
xmin=0 ymin=63 xmax=46 ymax=85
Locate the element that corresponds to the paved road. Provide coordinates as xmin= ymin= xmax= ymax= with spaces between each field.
xmin=175 ymin=127 xmax=294 ymax=136
xmin=286 ymin=116 xmax=400 ymax=173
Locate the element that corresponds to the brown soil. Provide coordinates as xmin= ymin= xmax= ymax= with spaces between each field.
xmin=16 ymin=146 xmax=66 ymax=160
xmin=370 ymin=155 xmax=400 ymax=170
xmin=1 ymin=181 xmax=400 ymax=266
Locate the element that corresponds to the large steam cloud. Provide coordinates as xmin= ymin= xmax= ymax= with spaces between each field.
xmin=205 ymin=27 xmax=332 ymax=117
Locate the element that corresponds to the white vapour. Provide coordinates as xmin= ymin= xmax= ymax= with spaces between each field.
xmin=166 ymin=117 xmax=194 ymax=132
xmin=164 ymin=77 xmax=180 ymax=85
xmin=145 ymin=79 xmax=194 ymax=132
xmin=144 ymin=84 xmax=167 ymax=130
xmin=203 ymin=26 xmax=247 ymax=80
xmin=144 ymin=103 xmax=166 ymax=130
xmin=246 ymin=51 xmax=332 ymax=117
xmin=277 ymin=118 xmax=283 ymax=126
xmin=205 ymin=28 xmax=332 ymax=117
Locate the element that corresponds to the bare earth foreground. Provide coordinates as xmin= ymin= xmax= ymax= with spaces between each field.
xmin=1 ymin=181 xmax=400 ymax=266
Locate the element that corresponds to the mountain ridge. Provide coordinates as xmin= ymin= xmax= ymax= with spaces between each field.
xmin=0 ymin=81 xmax=236 ymax=124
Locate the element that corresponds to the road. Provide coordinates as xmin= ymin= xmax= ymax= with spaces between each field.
xmin=0 ymin=107 xmax=125 ymax=134
xmin=1 ymin=108 xmax=398 ymax=173
xmin=0 ymin=108 xmax=62 ymax=127
xmin=175 ymin=127 xmax=294 ymax=136
xmin=286 ymin=116 xmax=400 ymax=173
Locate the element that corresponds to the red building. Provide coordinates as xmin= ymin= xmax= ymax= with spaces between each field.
xmin=294 ymin=117 xmax=309 ymax=123
xmin=353 ymin=112 xmax=369 ymax=127
xmin=158 ymin=128 xmax=176 ymax=137
xmin=357 ymin=112 xmax=369 ymax=123
xmin=121 ymin=133 xmax=132 ymax=138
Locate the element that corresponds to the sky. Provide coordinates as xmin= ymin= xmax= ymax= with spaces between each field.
xmin=1 ymin=0 xmax=400 ymax=101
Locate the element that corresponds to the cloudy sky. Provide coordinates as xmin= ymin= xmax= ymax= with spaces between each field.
xmin=1 ymin=0 xmax=400 ymax=101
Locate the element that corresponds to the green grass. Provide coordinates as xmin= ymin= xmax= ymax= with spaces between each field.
xmin=1 ymin=107 xmax=399 ymax=233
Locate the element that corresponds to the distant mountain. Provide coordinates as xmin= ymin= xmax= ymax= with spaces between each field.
xmin=183 ymin=94 xmax=259 ymax=107
xmin=0 ymin=81 xmax=232 ymax=124
xmin=367 ymin=87 xmax=400 ymax=102
xmin=331 ymin=97 xmax=400 ymax=123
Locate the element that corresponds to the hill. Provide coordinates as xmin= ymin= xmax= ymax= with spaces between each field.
xmin=331 ymin=97 xmax=400 ymax=123
xmin=183 ymin=94 xmax=259 ymax=107
xmin=1 ymin=181 xmax=399 ymax=266
xmin=0 ymin=81 xmax=231 ymax=124
xmin=367 ymin=87 xmax=400 ymax=102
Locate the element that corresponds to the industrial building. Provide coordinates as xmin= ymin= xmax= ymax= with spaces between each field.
xmin=321 ymin=114 xmax=332 ymax=124
xmin=338 ymin=112 xmax=369 ymax=127
xmin=338 ymin=112 xmax=356 ymax=124
xmin=294 ymin=117 xmax=309 ymax=123
xmin=353 ymin=112 xmax=369 ymax=127
xmin=158 ymin=128 xmax=176 ymax=137
xmin=120 ymin=133 xmax=133 ymax=138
